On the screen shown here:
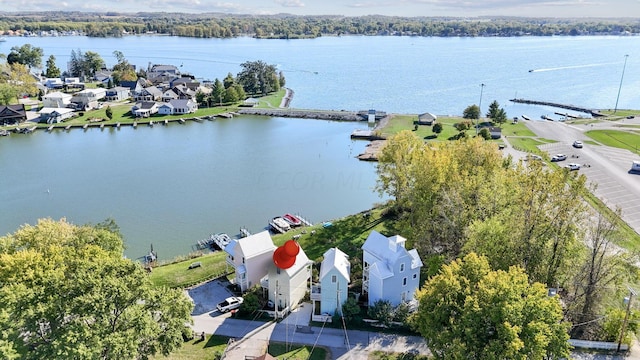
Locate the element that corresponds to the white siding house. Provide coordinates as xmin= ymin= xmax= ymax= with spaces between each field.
xmin=311 ymin=247 xmax=350 ymax=322
xmin=224 ymin=231 xmax=277 ymax=292
xmin=362 ymin=231 xmax=423 ymax=306
xmin=42 ymin=92 xmax=72 ymax=108
xmin=266 ymin=245 xmax=312 ymax=319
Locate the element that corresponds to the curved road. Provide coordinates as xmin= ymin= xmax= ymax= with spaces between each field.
xmin=522 ymin=119 xmax=640 ymax=233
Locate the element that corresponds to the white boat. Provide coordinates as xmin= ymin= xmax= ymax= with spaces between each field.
xmin=271 ymin=217 xmax=291 ymax=232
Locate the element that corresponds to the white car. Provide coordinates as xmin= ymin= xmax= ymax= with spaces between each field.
xmin=216 ymin=297 xmax=243 ymax=313
xmin=551 ymin=154 xmax=567 ymax=162
xmin=573 ymin=140 xmax=583 ymax=148
xmin=565 ymin=163 xmax=581 ymax=171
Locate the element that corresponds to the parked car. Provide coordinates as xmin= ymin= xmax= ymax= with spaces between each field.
xmin=631 ymin=161 xmax=640 ymax=173
xmin=573 ymin=140 xmax=583 ymax=148
xmin=565 ymin=163 xmax=581 ymax=171
xmin=551 ymin=154 xmax=567 ymax=162
xmin=527 ymin=154 xmax=543 ymax=161
xmin=217 ymin=297 xmax=243 ymax=313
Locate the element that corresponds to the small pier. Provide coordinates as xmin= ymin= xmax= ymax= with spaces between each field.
xmin=240 ymin=227 xmax=251 ymax=238
xmin=510 ymin=98 xmax=604 ymax=117
xmin=47 ymin=125 xmax=55 ymax=132
xmin=295 ymin=214 xmax=313 ymax=227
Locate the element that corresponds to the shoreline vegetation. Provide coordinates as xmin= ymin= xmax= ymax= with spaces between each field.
xmin=2 ymin=13 xmax=640 ymax=39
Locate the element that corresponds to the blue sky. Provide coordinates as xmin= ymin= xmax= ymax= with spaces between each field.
xmin=2 ymin=0 xmax=640 ymax=18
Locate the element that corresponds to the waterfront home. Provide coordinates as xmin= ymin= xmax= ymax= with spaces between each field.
xmin=418 ymin=112 xmax=437 ymax=125
xmin=147 ymin=64 xmax=180 ymax=84
xmin=104 ymin=87 xmax=130 ymax=101
xmin=131 ymin=101 xmax=159 ymax=118
xmin=311 ymin=247 xmax=350 ymax=322
xmin=265 ymin=245 xmax=312 ymax=319
xmin=70 ymin=89 xmax=106 ymax=110
xmin=157 ymin=99 xmax=197 ymax=115
xmin=172 ymin=84 xmax=197 ymax=100
xmin=171 ymin=77 xmax=200 ymax=91
xmin=64 ymin=77 xmax=84 ymax=90
xmin=224 ymin=231 xmax=277 ymax=292
xmin=38 ymin=107 xmax=75 ymax=124
xmin=0 ymin=104 xmax=27 ymax=125
xmin=94 ymin=70 xmax=112 ymax=86
xmin=135 ymin=86 xmax=163 ymax=102
xmin=362 ymin=230 xmax=423 ymax=306
xmin=42 ymin=91 xmax=72 ymax=108
xmin=161 ymin=89 xmax=179 ymax=102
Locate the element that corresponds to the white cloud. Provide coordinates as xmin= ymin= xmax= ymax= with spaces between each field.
xmin=275 ymin=0 xmax=305 ymax=8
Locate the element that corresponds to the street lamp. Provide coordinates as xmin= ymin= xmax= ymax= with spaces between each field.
xmin=477 ymin=83 xmax=485 ymax=135
xmin=614 ymin=55 xmax=629 ymax=114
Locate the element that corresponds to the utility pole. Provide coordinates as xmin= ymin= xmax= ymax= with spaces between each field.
xmin=617 ymin=287 xmax=636 ymax=352
xmin=477 ymin=83 xmax=485 ymax=135
xmin=614 ymin=54 xmax=629 ymax=114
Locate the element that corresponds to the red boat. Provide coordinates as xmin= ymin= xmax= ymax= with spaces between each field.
xmin=283 ymin=213 xmax=302 ymax=227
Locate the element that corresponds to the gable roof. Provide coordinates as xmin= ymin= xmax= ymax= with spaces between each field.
xmin=225 ymin=230 xmax=276 ymax=259
xmin=320 ymin=247 xmax=350 ymax=283
xmin=280 ymin=246 xmax=311 ymax=277
xmin=362 ymin=230 xmax=406 ymax=263
xmin=168 ymin=99 xmax=194 ymax=108
xmin=43 ymin=91 xmax=72 ymax=99
xmin=0 ymin=104 xmax=26 ymax=118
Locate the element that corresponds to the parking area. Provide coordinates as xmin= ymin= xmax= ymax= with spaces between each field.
xmin=540 ymin=142 xmax=640 ymax=233
xmin=186 ymin=278 xmax=236 ymax=316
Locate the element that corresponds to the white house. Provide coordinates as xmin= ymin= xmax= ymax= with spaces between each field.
xmin=42 ymin=91 xmax=72 ymax=108
xmin=169 ymin=99 xmax=197 ymax=114
xmin=104 ymin=87 xmax=130 ymax=101
xmin=131 ymin=101 xmax=159 ymax=118
xmin=266 ymin=244 xmax=312 ymax=319
xmin=135 ymin=86 xmax=162 ymax=102
xmin=70 ymin=88 xmax=106 ymax=110
xmin=224 ymin=231 xmax=277 ymax=292
xmin=311 ymin=247 xmax=350 ymax=322
xmin=43 ymin=78 xmax=64 ymax=89
xmin=362 ymin=230 xmax=423 ymax=306
xmin=157 ymin=102 xmax=174 ymax=115
xmin=418 ymin=112 xmax=437 ymax=125
xmin=38 ymin=107 xmax=75 ymax=124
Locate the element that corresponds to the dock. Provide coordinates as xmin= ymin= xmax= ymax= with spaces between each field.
xmin=510 ymin=98 xmax=604 ymax=117
xmin=240 ymin=227 xmax=251 ymax=238
xmin=237 ymin=108 xmax=385 ymax=122
xmin=47 ymin=125 xmax=55 ymax=132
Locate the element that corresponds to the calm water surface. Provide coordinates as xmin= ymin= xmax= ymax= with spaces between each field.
xmin=1 ymin=35 xmax=639 ymax=259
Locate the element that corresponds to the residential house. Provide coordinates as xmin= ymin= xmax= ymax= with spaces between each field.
xmin=135 ymin=86 xmax=162 ymax=102
xmin=418 ymin=112 xmax=437 ymax=125
xmin=43 ymin=78 xmax=64 ymax=89
xmin=131 ymin=101 xmax=159 ymax=118
xmin=489 ymin=126 xmax=502 ymax=139
xmin=362 ymin=230 xmax=423 ymax=307
xmin=171 ymin=77 xmax=200 ymax=91
xmin=161 ymin=89 xmax=179 ymax=102
xmin=311 ymin=248 xmax=350 ymax=322
xmin=120 ymin=79 xmax=146 ymax=95
xmin=38 ymin=107 xmax=75 ymax=124
xmin=169 ymin=99 xmax=197 ymax=114
xmin=104 ymin=87 xmax=130 ymax=102
xmin=94 ymin=70 xmax=112 ymax=86
xmin=70 ymin=89 xmax=106 ymax=110
xmin=224 ymin=231 xmax=277 ymax=292
xmin=147 ymin=64 xmax=180 ymax=84
xmin=42 ymin=91 xmax=72 ymax=108
xmin=172 ymin=84 xmax=197 ymax=100
xmin=0 ymin=104 xmax=27 ymax=125
xmin=266 ymin=244 xmax=312 ymax=319
xmin=157 ymin=102 xmax=174 ymax=116
xmin=64 ymin=77 xmax=84 ymax=90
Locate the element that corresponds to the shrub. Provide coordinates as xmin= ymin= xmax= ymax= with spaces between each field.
xmin=368 ymin=299 xmax=393 ymax=327
xmin=479 ymin=127 xmax=491 ymax=140
xmin=432 ymin=122 xmax=443 ymax=134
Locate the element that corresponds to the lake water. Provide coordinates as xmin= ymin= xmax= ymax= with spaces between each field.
xmin=1 ymin=35 xmax=639 ymax=259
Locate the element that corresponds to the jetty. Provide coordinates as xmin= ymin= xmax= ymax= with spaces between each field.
xmin=510 ymin=98 xmax=604 ymax=117
xmin=237 ymin=108 xmax=387 ymax=122
xmin=239 ymin=227 xmax=251 ymax=238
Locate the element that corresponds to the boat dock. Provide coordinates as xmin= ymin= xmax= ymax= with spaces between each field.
xmin=510 ymin=98 xmax=604 ymax=117
xmin=237 ymin=108 xmax=387 ymax=122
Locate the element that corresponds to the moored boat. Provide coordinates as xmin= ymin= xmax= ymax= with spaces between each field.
xmin=271 ymin=217 xmax=291 ymax=232
xmin=283 ymin=213 xmax=302 ymax=227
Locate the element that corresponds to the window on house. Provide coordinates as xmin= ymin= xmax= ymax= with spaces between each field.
xmin=400 ymin=263 xmax=405 ymax=272
xmin=242 ymin=257 xmax=245 ymax=264
xmin=276 ymin=268 xmax=281 ymax=275
xmin=403 ymin=277 xmax=407 ymax=286
xmin=413 ymin=273 xmax=417 ymax=279
xmin=331 ymin=275 xmax=337 ymax=283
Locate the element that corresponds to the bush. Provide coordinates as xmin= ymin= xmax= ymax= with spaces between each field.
xmin=368 ymin=299 xmax=393 ymax=327
xmin=454 ymin=120 xmax=472 ymax=131
xmin=448 ymin=131 xmax=468 ymax=141
xmin=432 ymin=122 xmax=443 ymax=134
xmin=479 ymin=127 xmax=491 ymax=140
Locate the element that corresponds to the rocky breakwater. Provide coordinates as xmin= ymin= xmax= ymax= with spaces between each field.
xmin=236 ymin=108 xmax=365 ymax=121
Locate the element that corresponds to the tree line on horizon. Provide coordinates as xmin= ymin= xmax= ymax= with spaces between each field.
xmin=1 ymin=13 xmax=639 ymax=39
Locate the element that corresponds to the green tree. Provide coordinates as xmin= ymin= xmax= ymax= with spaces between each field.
xmin=478 ymin=127 xmax=491 ymax=140
xmin=83 ymin=51 xmax=105 ymax=77
xmin=7 ymin=44 xmax=43 ymax=68
xmin=105 ymin=105 xmax=113 ymax=120
xmin=462 ymin=104 xmax=480 ymax=120
xmin=0 ymin=218 xmax=193 ymax=360
xmin=212 ymin=78 xmax=225 ymax=106
xmin=341 ymin=297 xmax=362 ymax=324
xmin=432 ymin=122 xmax=443 ymax=135
xmin=223 ymin=73 xmax=235 ymax=89
xmin=111 ymin=50 xmax=137 ymax=85
xmin=486 ymin=100 xmax=501 ymax=120
xmin=0 ymin=63 xmax=38 ymax=103
xmin=367 ymin=300 xmax=394 ymax=327
xmin=44 ymin=55 xmax=60 ymax=78
xmin=412 ymin=253 xmax=571 ymax=360
xmin=236 ymin=60 xmax=280 ymax=96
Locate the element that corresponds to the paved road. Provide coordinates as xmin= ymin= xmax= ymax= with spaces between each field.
xmin=523 ymin=119 xmax=640 ymax=234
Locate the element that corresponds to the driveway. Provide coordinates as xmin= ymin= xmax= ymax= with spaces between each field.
xmin=186 ymin=278 xmax=235 ymax=316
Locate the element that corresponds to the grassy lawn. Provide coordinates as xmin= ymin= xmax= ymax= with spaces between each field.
xmin=151 ymin=335 xmax=228 ymax=360
xmin=369 ymin=350 xmax=431 ymax=359
xmin=585 ymin=129 xmax=640 ymax=155
xmin=255 ymin=88 xmax=286 ymax=108
xmin=268 ymin=343 xmax=327 ymax=360
xmin=149 ymin=252 xmax=230 ymax=288
xmin=499 ymin=122 xmax=536 ymax=137
xmin=508 ymin=137 xmax=555 ymax=154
